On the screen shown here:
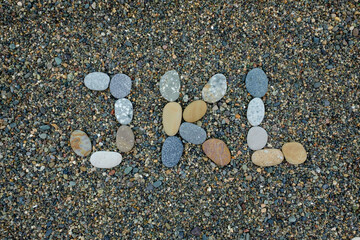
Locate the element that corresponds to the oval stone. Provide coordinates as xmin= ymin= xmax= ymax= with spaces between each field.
xmin=160 ymin=70 xmax=180 ymax=101
xmin=202 ymin=139 xmax=231 ymax=166
xmin=183 ymin=100 xmax=207 ymax=123
xmin=162 ymin=136 xmax=183 ymax=167
xmin=115 ymin=98 xmax=133 ymax=125
xmin=110 ymin=73 xmax=132 ymax=99
xmin=90 ymin=151 xmax=122 ymax=168
xmin=116 ymin=125 xmax=135 ymax=152
xmin=70 ymin=130 xmax=92 ymax=157
xmin=202 ymin=74 xmax=227 ymax=103
xmin=246 ymin=68 xmax=268 ymax=97
xmin=84 ymin=72 xmax=110 ymax=91
xmin=251 ymin=149 xmax=284 ymax=167
xmin=179 ymin=122 xmax=207 ymax=144
xmin=162 ymin=102 xmax=182 ymax=136
xmin=247 ymin=98 xmax=265 ymax=126
xmin=247 ymin=126 xmax=268 ymax=150
xmin=282 ymin=142 xmax=307 ymax=164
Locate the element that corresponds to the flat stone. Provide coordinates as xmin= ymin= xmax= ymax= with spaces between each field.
xmin=160 ymin=70 xmax=180 ymax=101
xmin=179 ymin=122 xmax=207 ymax=144
xmin=84 ymin=72 xmax=110 ymax=91
xmin=109 ymin=73 xmax=132 ymax=99
xmin=115 ymin=98 xmax=133 ymax=125
xmin=247 ymin=98 xmax=265 ymax=126
xmin=282 ymin=142 xmax=307 ymax=164
xmin=153 ymin=180 xmax=162 ymax=188
xmin=246 ymin=68 xmax=268 ymax=97
xmin=54 ymin=57 xmax=62 ymax=65
xmin=202 ymin=139 xmax=231 ymax=166
xmin=202 ymin=74 xmax=227 ymax=103
xmin=116 ymin=125 xmax=134 ymax=152
xmin=251 ymin=149 xmax=284 ymax=167
xmin=247 ymin=126 xmax=268 ymax=150
xmin=162 ymin=136 xmax=183 ymax=167
xmin=90 ymin=151 xmax=122 ymax=168
xmin=162 ymin=102 xmax=182 ymax=136
xmin=183 ymin=100 xmax=207 ymax=123
xmin=70 ymin=130 xmax=91 ymax=157
xmin=124 ymin=166 xmax=133 ymax=175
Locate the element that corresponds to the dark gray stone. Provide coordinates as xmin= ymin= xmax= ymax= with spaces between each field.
xmin=110 ymin=74 xmax=132 ymax=99
xmin=245 ymin=68 xmax=268 ymax=97
xmin=161 ymin=136 xmax=183 ymax=167
xmin=179 ymin=123 xmax=206 ymax=144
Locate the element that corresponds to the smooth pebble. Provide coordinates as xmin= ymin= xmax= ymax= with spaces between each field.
xmin=160 ymin=70 xmax=180 ymax=101
xmin=110 ymin=73 xmax=132 ymax=99
xmin=90 ymin=151 xmax=122 ymax=168
xmin=84 ymin=72 xmax=110 ymax=91
xmin=116 ymin=125 xmax=135 ymax=152
xmin=251 ymin=149 xmax=284 ymax=167
xmin=247 ymin=126 xmax=268 ymax=150
xmin=70 ymin=130 xmax=92 ymax=157
xmin=246 ymin=68 xmax=268 ymax=97
xmin=162 ymin=102 xmax=182 ymax=136
xmin=115 ymin=98 xmax=133 ymax=125
xmin=202 ymin=74 xmax=227 ymax=103
xmin=183 ymin=100 xmax=207 ymax=123
xmin=282 ymin=142 xmax=307 ymax=164
xmin=202 ymin=139 xmax=231 ymax=166
xmin=247 ymin=98 xmax=265 ymax=126
xmin=179 ymin=122 xmax=206 ymax=144
xmin=162 ymin=136 xmax=183 ymax=167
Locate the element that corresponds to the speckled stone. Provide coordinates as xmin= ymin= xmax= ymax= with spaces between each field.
xmin=160 ymin=70 xmax=180 ymax=101
xmin=183 ymin=100 xmax=207 ymax=123
xmin=247 ymin=98 xmax=265 ymax=126
xmin=282 ymin=142 xmax=307 ymax=164
xmin=84 ymin=72 xmax=110 ymax=91
xmin=179 ymin=122 xmax=206 ymax=144
xmin=90 ymin=151 xmax=122 ymax=168
xmin=202 ymin=74 xmax=227 ymax=103
xmin=116 ymin=125 xmax=135 ymax=152
xmin=247 ymin=126 xmax=268 ymax=150
xmin=202 ymin=139 xmax=231 ymax=166
xmin=246 ymin=68 xmax=268 ymax=97
xmin=162 ymin=102 xmax=182 ymax=136
xmin=110 ymin=73 xmax=132 ymax=99
xmin=161 ymin=136 xmax=183 ymax=167
xmin=251 ymin=149 xmax=284 ymax=167
xmin=115 ymin=98 xmax=133 ymax=125
xmin=70 ymin=130 xmax=91 ymax=157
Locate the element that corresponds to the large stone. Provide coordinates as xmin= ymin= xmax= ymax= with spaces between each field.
xmin=116 ymin=125 xmax=135 ymax=152
xmin=183 ymin=100 xmax=207 ymax=123
xmin=162 ymin=102 xmax=182 ymax=136
xmin=160 ymin=70 xmax=180 ymax=101
xmin=70 ymin=130 xmax=92 ymax=157
xmin=247 ymin=126 xmax=268 ymax=150
xmin=90 ymin=151 xmax=122 ymax=168
xmin=202 ymin=74 xmax=227 ymax=103
xmin=251 ymin=149 xmax=284 ymax=167
xmin=84 ymin=72 xmax=110 ymax=91
xmin=110 ymin=73 xmax=132 ymax=99
xmin=247 ymin=98 xmax=265 ymax=126
xmin=115 ymin=98 xmax=133 ymax=125
xmin=202 ymin=139 xmax=231 ymax=166
xmin=282 ymin=142 xmax=307 ymax=164
xmin=179 ymin=122 xmax=206 ymax=144
xmin=246 ymin=68 xmax=268 ymax=97
xmin=162 ymin=136 xmax=183 ymax=167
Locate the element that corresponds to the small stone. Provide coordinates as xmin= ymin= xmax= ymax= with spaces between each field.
xmin=314 ymin=82 xmax=321 ymax=88
xmin=90 ymin=151 xmax=122 ymax=168
xmin=39 ymin=125 xmax=51 ymax=131
xmin=116 ymin=125 xmax=134 ymax=152
xmin=39 ymin=133 xmax=47 ymax=139
xmin=54 ymin=57 xmax=62 ymax=65
xmin=124 ymin=166 xmax=133 ymax=175
xmin=353 ymin=28 xmax=359 ymax=37
xmin=282 ymin=142 xmax=307 ymax=164
xmin=202 ymin=74 xmax=227 ymax=103
xmin=162 ymin=102 xmax=182 ymax=136
xmin=84 ymin=72 xmax=110 ymax=91
xmin=160 ymin=70 xmax=180 ymax=101
xmin=247 ymin=98 xmax=265 ymax=126
xmin=246 ymin=68 xmax=268 ymax=97
xmin=247 ymin=127 xmax=268 ymax=150
xmin=289 ymin=216 xmax=296 ymax=223
xmin=153 ymin=180 xmax=162 ymax=188
xmin=251 ymin=149 xmax=284 ymax=167
xmin=161 ymin=136 xmax=183 ymax=167
xmin=202 ymin=139 xmax=231 ymax=166
xmin=70 ymin=130 xmax=92 ymax=157
xmin=9 ymin=43 xmax=15 ymax=49
xmin=191 ymin=227 xmax=201 ymax=237
xmin=115 ymin=98 xmax=133 ymax=125
xmin=109 ymin=73 xmax=132 ymax=99
xmin=183 ymin=100 xmax=207 ymax=123
xmin=179 ymin=122 xmax=207 ymax=144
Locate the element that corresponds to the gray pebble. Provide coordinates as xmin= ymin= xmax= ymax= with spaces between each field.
xmin=179 ymin=122 xmax=207 ymax=144
xmin=246 ymin=68 xmax=268 ymax=97
xmin=54 ymin=57 xmax=62 ymax=65
xmin=162 ymin=136 xmax=183 ymax=167
xmin=247 ymin=126 xmax=268 ymax=150
xmin=289 ymin=216 xmax=297 ymax=223
xmin=160 ymin=70 xmax=180 ymax=101
xmin=39 ymin=133 xmax=47 ymax=139
xmin=115 ymin=98 xmax=133 ymax=124
xmin=247 ymin=98 xmax=265 ymax=126
xmin=110 ymin=73 xmax=132 ymax=99
xmin=39 ymin=125 xmax=50 ymax=131
xmin=153 ymin=180 xmax=162 ymax=188
xmin=84 ymin=72 xmax=110 ymax=91
xmin=124 ymin=166 xmax=133 ymax=175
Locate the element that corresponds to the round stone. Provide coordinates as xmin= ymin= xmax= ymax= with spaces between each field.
xmin=247 ymin=127 xmax=268 ymax=150
xmin=109 ymin=73 xmax=132 ymax=99
xmin=202 ymin=74 xmax=227 ymax=103
xmin=162 ymin=102 xmax=182 ymax=136
xmin=84 ymin=72 xmax=110 ymax=91
xmin=161 ymin=136 xmax=183 ymax=167
xmin=282 ymin=142 xmax=307 ymax=164
xmin=247 ymin=98 xmax=265 ymax=126
xmin=179 ymin=122 xmax=207 ymax=144
xmin=160 ymin=70 xmax=180 ymax=101
xmin=116 ymin=125 xmax=135 ymax=152
xmin=70 ymin=130 xmax=92 ymax=157
xmin=251 ymin=149 xmax=284 ymax=167
xmin=90 ymin=151 xmax=122 ymax=168
xmin=246 ymin=68 xmax=268 ymax=97
xmin=115 ymin=98 xmax=133 ymax=125
xmin=183 ymin=100 xmax=207 ymax=123
xmin=202 ymin=139 xmax=231 ymax=166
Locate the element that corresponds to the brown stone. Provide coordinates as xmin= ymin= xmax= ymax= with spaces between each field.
xmin=251 ymin=149 xmax=284 ymax=167
xmin=282 ymin=142 xmax=307 ymax=165
xmin=162 ymin=102 xmax=182 ymax=136
xmin=70 ymin=130 xmax=91 ymax=157
xmin=202 ymin=139 xmax=231 ymax=166
xmin=183 ymin=100 xmax=207 ymax=123
xmin=116 ymin=125 xmax=135 ymax=152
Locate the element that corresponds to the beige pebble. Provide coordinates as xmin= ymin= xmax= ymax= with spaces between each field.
xmin=251 ymin=149 xmax=284 ymax=167
xmin=162 ymin=102 xmax=182 ymax=136
xmin=183 ymin=100 xmax=207 ymax=122
xmin=282 ymin=142 xmax=307 ymax=164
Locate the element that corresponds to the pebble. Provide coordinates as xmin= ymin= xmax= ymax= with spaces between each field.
xmin=54 ymin=57 xmax=62 ymax=65
xmin=202 ymin=139 xmax=231 ymax=166
xmin=39 ymin=125 xmax=50 ymax=131
xmin=84 ymin=72 xmax=110 ymax=91
xmin=39 ymin=133 xmax=47 ymax=139
xmin=109 ymin=73 xmax=132 ymax=99
xmin=116 ymin=125 xmax=135 ymax=152
xmin=161 ymin=136 xmax=183 ymax=167
xmin=353 ymin=28 xmax=359 ymax=37
xmin=246 ymin=68 xmax=268 ymax=97
xmin=201 ymin=73 xmax=227 ymax=103
xmin=251 ymin=149 xmax=284 ymax=167
xmin=162 ymin=102 xmax=182 ymax=136
xmin=183 ymin=100 xmax=207 ymax=123
xmin=70 ymin=130 xmax=91 ymax=157
xmin=153 ymin=180 xmax=162 ymax=188
xmin=282 ymin=142 xmax=307 ymax=164
xmin=247 ymin=126 xmax=268 ymax=150
xmin=124 ymin=166 xmax=133 ymax=175
xmin=160 ymin=70 xmax=180 ymax=101
xmin=115 ymin=98 xmax=133 ymax=125
xmin=90 ymin=151 xmax=122 ymax=168
xmin=247 ymin=98 xmax=265 ymax=126
xmin=179 ymin=122 xmax=207 ymax=144
xmin=289 ymin=216 xmax=297 ymax=223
